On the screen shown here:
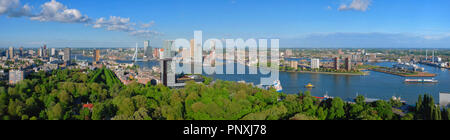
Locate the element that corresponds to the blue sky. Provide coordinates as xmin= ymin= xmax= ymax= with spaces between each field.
xmin=0 ymin=0 xmax=450 ymax=48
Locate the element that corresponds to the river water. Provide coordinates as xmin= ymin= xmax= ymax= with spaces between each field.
xmin=73 ymin=54 xmax=450 ymax=104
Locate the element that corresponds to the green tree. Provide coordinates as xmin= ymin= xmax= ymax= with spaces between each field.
xmin=47 ymin=103 xmax=63 ymax=120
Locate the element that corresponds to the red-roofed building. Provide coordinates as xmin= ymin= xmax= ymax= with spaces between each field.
xmin=83 ymin=103 xmax=94 ymax=110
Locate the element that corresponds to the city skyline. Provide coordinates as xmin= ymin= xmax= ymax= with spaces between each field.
xmin=1 ymin=0 xmax=450 ymax=48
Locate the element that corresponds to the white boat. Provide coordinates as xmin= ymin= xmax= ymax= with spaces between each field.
xmin=273 ymin=80 xmax=283 ymax=92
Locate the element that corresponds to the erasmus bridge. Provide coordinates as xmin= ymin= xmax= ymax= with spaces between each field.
xmin=131 ymin=43 xmax=144 ymax=62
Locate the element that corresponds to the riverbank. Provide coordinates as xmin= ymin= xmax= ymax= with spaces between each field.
xmin=370 ymin=68 xmax=437 ymax=77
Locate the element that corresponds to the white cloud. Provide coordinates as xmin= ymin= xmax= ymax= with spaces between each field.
xmin=0 ymin=0 xmax=160 ymax=38
xmin=338 ymin=0 xmax=371 ymax=12
xmin=0 ymin=0 xmax=19 ymax=14
xmin=140 ymin=21 xmax=155 ymax=28
xmin=0 ymin=0 xmax=32 ymax=17
xmin=130 ymin=30 xmax=160 ymax=37
xmin=422 ymin=33 xmax=450 ymax=40
xmin=92 ymin=16 xmax=160 ymax=37
xmin=92 ymin=16 xmax=134 ymax=32
xmin=30 ymin=0 xmax=89 ymax=23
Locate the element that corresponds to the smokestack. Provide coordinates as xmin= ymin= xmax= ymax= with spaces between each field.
xmin=432 ymin=50 xmax=435 ymax=63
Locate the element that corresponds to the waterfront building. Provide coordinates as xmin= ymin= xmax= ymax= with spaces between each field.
xmin=393 ymin=62 xmax=424 ymax=72
xmin=9 ymin=69 xmax=24 ymax=85
xmin=311 ymin=58 xmax=320 ymax=69
xmin=290 ymin=61 xmax=298 ymax=70
xmin=334 ymin=57 xmax=340 ymax=70
xmin=345 ymin=57 xmax=351 ymax=71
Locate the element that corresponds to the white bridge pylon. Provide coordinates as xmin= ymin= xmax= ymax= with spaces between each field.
xmin=132 ymin=43 xmax=138 ymax=62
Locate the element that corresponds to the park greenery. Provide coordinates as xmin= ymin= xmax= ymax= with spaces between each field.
xmin=0 ymin=68 xmax=448 ymax=120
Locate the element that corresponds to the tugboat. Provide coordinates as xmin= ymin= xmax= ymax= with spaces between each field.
xmin=305 ymin=83 xmax=315 ymax=88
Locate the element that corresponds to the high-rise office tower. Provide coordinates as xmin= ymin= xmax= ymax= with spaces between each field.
xmin=190 ymin=39 xmax=195 ymax=61
xmin=94 ymin=49 xmax=101 ymax=62
xmin=38 ymin=48 xmax=43 ymax=57
xmin=160 ymin=40 xmax=176 ymax=87
xmin=153 ymin=48 xmax=160 ymax=59
xmin=43 ymin=44 xmax=47 ymax=57
xmin=9 ymin=46 xmax=14 ymax=59
xmin=162 ymin=40 xmax=174 ymax=59
xmin=144 ymin=40 xmax=152 ymax=59
xmin=63 ymin=48 xmax=71 ymax=63
xmin=51 ymin=48 xmax=56 ymax=56
xmin=19 ymin=47 xmax=23 ymax=57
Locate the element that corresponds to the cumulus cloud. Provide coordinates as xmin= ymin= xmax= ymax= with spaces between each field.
xmin=338 ymin=0 xmax=371 ymax=12
xmin=0 ymin=0 xmax=160 ymax=38
xmin=30 ymin=0 xmax=89 ymax=23
xmin=0 ymin=0 xmax=32 ymax=17
xmin=91 ymin=16 xmax=159 ymax=37
xmin=92 ymin=16 xmax=134 ymax=32
xmin=0 ymin=0 xmax=18 ymax=14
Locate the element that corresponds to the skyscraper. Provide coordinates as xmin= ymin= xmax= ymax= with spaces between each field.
xmin=162 ymin=40 xmax=175 ymax=59
xmin=43 ymin=44 xmax=47 ymax=57
xmin=19 ymin=47 xmax=23 ymax=57
xmin=51 ymin=48 xmax=56 ymax=56
xmin=160 ymin=40 xmax=176 ymax=87
xmin=38 ymin=48 xmax=43 ymax=57
xmin=64 ymin=48 xmax=71 ymax=63
xmin=190 ymin=39 xmax=195 ymax=62
xmin=94 ymin=49 xmax=101 ymax=62
xmin=8 ymin=46 xmax=14 ymax=59
xmin=144 ymin=40 xmax=152 ymax=59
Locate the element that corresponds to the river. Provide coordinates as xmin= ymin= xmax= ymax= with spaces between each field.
xmin=73 ymin=54 xmax=450 ymax=104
